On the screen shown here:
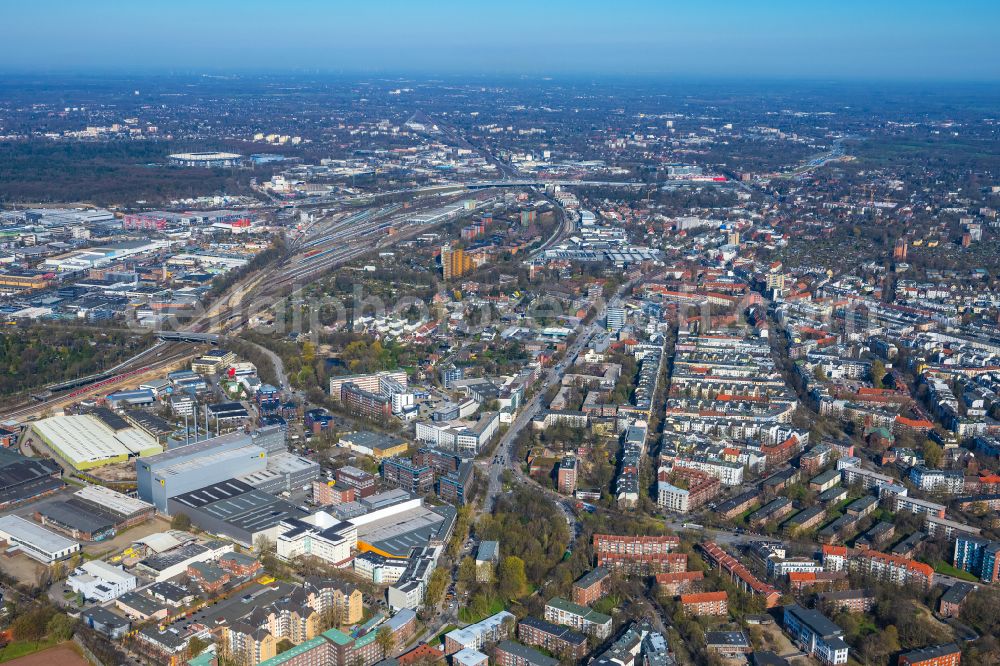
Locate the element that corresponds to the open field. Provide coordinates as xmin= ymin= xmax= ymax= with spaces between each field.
xmin=0 ymin=555 xmax=45 ymax=588
xmin=3 ymin=642 xmax=89 ymax=665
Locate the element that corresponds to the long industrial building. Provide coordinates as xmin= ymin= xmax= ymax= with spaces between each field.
xmin=167 ymin=479 xmax=307 ymax=547
xmin=30 ymin=411 xmax=162 ymax=470
xmin=0 ymin=514 xmax=80 ymax=563
xmin=136 ymin=429 xmax=316 ymax=514
xmin=136 ymin=432 xmax=266 ymax=512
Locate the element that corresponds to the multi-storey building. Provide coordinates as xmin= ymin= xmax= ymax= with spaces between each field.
xmin=656 ymin=465 xmax=720 ymax=513
xmin=438 ymin=461 xmax=473 ymax=505
xmin=543 ymin=598 xmax=612 ymax=640
xmin=517 ymin=616 xmax=588 ymax=661
xmin=855 ymin=550 xmax=934 ymax=590
xmin=909 ymin=466 xmax=965 ymax=494
xmin=655 ymin=571 xmax=704 ymax=595
xmin=557 ymin=457 xmax=577 ymax=495
xmin=494 ymin=640 xmax=559 ymax=666
xmin=381 ymin=458 xmax=434 ymax=495
xmin=938 ymin=582 xmax=975 ymax=618
xmin=341 ymin=382 xmax=392 ymax=422
xmin=276 ymin=518 xmax=357 ymax=568
xmin=571 ymin=567 xmax=610 ymax=606
xmin=699 ymin=541 xmax=781 ymax=608
xmin=592 ymin=534 xmax=681 ymax=575
xmin=336 ymin=466 xmax=377 ymax=497
xmin=329 ymin=370 xmax=408 ymax=400
xmin=818 ymin=589 xmax=875 ymax=614
xmin=783 ymin=604 xmax=850 ymax=665
xmin=313 ymin=479 xmax=356 ymax=506
xmin=444 ymin=611 xmax=515 ymax=654
xmin=892 ymin=495 xmax=946 ymax=518
xmin=897 ymin=644 xmax=962 ymax=666
xmin=414 ymin=447 xmax=463 ymax=476
xmin=680 ymin=591 xmax=728 ymax=616
xmin=953 ymin=535 xmax=1000 ymax=583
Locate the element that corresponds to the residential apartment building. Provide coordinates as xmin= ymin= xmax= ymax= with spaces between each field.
xmin=592 ymin=533 xmax=681 ymax=575
xmin=897 ymin=644 xmax=962 ymax=666
xmin=544 ymin=597 xmax=612 ymax=640
xmin=517 ymin=616 xmax=588 ymax=661
xmin=443 ymin=611 xmax=515 ymax=654
xmin=680 ymin=591 xmax=728 ymax=616
xmin=855 ymin=550 xmax=934 ymax=590
xmin=783 ymin=604 xmax=850 ymax=666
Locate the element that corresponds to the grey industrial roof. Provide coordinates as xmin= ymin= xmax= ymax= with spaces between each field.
xmin=37 ymin=501 xmax=114 ymax=534
xmin=169 ymin=478 xmax=255 ymax=509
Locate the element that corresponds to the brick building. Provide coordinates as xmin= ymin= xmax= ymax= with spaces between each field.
xmin=572 ymin=567 xmax=610 ymax=606
xmin=593 ymin=534 xmax=681 ymax=575
xmin=897 ymin=644 xmax=961 ymax=666
xmin=680 ymin=591 xmax=728 ymax=616
xmin=655 ymin=571 xmax=704 ymax=595
xmin=516 ymin=616 xmax=588 ymax=661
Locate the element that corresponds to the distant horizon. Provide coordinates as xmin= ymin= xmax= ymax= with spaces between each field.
xmin=4 ymin=1 xmax=999 ymax=83
xmin=2 ymin=69 xmax=999 ymax=87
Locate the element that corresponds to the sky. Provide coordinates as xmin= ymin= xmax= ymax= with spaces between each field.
xmin=3 ymin=0 xmax=999 ymax=81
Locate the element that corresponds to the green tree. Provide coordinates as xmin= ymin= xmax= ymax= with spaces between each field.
xmin=458 ymin=557 xmax=477 ymax=589
xmin=171 ymin=513 xmax=192 ymax=531
xmin=277 ymin=638 xmax=294 ymax=654
xmin=46 ymin=613 xmax=76 ymax=642
xmin=923 ymin=440 xmax=943 ymax=469
xmin=375 ymin=626 xmax=395 ymax=657
xmin=498 ymin=555 xmax=529 ymax=601
xmin=187 ymin=635 xmax=210 ymax=658
xmin=871 ymin=360 xmax=886 ymax=388
xmin=11 ymin=609 xmax=49 ymax=641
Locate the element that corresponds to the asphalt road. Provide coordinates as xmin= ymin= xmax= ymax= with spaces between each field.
xmin=484 ymin=322 xmax=601 ymax=514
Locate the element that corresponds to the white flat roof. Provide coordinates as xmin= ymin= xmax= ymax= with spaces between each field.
xmin=74 ymin=485 xmax=154 ymax=516
xmin=32 ymin=414 xmax=160 ymax=465
xmin=78 ymin=559 xmax=135 ymax=585
xmin=0 ymin=515 xmax=78 ymax=555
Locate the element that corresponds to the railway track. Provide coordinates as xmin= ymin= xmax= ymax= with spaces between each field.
xmin=0 ymin=348 xmax=195 ymax=422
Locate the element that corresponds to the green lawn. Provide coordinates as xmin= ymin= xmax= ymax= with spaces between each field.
xmin=0 ymin=638 xmax=62 ymax=663
xmin=432 ymin=625 xmax=458 ymax=645
xmin=592 ymin=594 xmax=623 ymax=616
xmin=932 ymin=561 xmax=979 ymax=582
xmin=458 ymin=597 xmax=505 ymax=623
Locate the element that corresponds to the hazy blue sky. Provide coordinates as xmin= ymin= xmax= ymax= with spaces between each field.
xmin=4 ymin=0 xmax=998 ymax=80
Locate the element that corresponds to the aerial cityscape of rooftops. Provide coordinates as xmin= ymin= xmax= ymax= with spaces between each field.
xmin=0 ymin=3 xmax=999 ymax=666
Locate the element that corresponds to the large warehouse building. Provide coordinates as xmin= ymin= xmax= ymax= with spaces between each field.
xmin=0 ymin=448 xmax=64 ymax=508
xmin=34 ymin=485 xmax=156 ymax=542
xmin=29 ymin=411 xmax=162 ymax=470
xmin=136 ymin=432 xmax=267 ymax=512
xmin=167 ymin=479 xmax=307 ymax=547
xmin=136 ymin=430 xmax=318 ymax=514
xmin=0 ymin=514 xmax=80 ymax=563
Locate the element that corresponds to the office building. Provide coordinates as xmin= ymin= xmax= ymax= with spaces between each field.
xmin=783 ymin=605 xmax=849 ymax=665
xmin=68 ymin=560 xmax=137 ymax=602
xmin=381 ymin=458 xmax=434 ymax=495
